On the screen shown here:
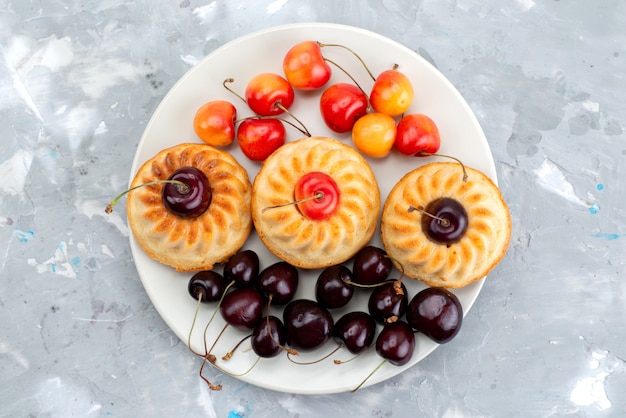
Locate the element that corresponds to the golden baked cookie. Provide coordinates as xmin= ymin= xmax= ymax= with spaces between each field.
xmin=127 ymin=143 xmax=252 ymax=272
xmin=381 ymin=162 xmax=511 ymax=288
xmin=251 ymin=136 xmax=380 ymax=269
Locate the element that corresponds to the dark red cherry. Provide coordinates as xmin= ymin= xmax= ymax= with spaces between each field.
xmin=315 ymin=265 xmax=354 ymax=309
xmin=352 ymin=246 xmax=393 ymax=286
xmin=251 ymin=316 xmax=287 ymax=358
xmin=332 ymin=311 xmax=376 ymax=354
xmin=219 ymin=287 xmax=264 ymax=331
xmin=283 ymin=299 xmax=334 ymax=351
xmin=375 ymin=320 xmax=415 ymax=366
xmin=406 ymin=287 xmax=463 ymax=343
xmin=367 ymin=280 xmax=408 ymax=324
xmin=257 ymin=261 xmax=299 ymax=305
xmin=223 ymin=250 xmax=260 ymax=287
xmin=188 ymin=270 xmax=227 ymax=303
xmin=421 ymin=198 xmax=468 ymax=245
xmin=162 ymin=167 xmax=211 ymax=218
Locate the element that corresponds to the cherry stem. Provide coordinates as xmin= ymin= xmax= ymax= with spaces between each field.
xmin=198 ymin=355 xmax=222 ymax=391
xmin=287 ymin=343 xmax=344 ymax=365
xmin=202 ymin=280 xmax=236 ymax=354
xmin=318 ymin=42 xmax=376 ymax=81
xmin=105 ymin=179 xmax=189 ymax=214
xmin=333 ymin=351 xmax=361 ymax=365
xmin=187 ymin=291 xmax=206 ymax=357
xmin=351 ymin=358 xmax=387 ymax=392
xmin=417 ymin=151 xmax=468 ymax=182
xmin=323 ymin=57 xmax=371 ymax=110
xmin=261 ymin=192 xmax=325 ymax=213
xmin=198 ymin=322 xmax=229 ymax=391
xmin=212 ymin=353 xmax=261 ymax=377
xmin=223 ymin=78 xmax=247 ymax=104
xmin=265 ymin=295 xmax=298 ymax=356
xmin=408 ymin=205 xmax=451 ymax=227
xmin=274 ymin=103 xmax=311 ymax=137
xmin=222 ymin=334 xmax=252 ymax=361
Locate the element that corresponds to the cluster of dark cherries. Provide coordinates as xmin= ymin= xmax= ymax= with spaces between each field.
xmin=187 ymin=243 xmax=463 ymax=392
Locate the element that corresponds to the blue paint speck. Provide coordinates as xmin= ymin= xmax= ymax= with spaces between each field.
xmin=593 ymin=233 xmax=620 ymax=240
xmin=51 ymin=263 xmax=57 ymax=272
xmin=227 ymin=411 xmax=243 ymax=418
xmin=597 ymin=183 xmax=604 ymax=191
xmin=15 ymin=229 xmax=35 ymax=242
xmin=588 ymin=204 xmax=599 ymax=214
xmin=71 ymin=257 xmax=81 ymax=266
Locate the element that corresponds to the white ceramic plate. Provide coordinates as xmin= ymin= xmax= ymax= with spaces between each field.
xmin=129 ymin=22 xmax=495 ymax=394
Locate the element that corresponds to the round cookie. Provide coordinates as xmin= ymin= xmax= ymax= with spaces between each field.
xmin=127 ymin=143 xmax=252 ymax=272
xmin=251 ymin=136 xmax=380 ymax=269
xmin=381 ymin=162 xmax=511 ymax=288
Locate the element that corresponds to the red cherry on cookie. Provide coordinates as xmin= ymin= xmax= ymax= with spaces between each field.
xmin=320 ymin=83 xmax=369 ymax=133
xmin=395 ymin=113 xmax=440 ymax=156
xmin=294 ymin=172 xmax=340 ymax=221
xmin=193 ymin=100 xmax=237 ymax=146
xmin=283 ymin=41 xmax=332 ymax=90
xmin=237 ymin=118 xmax=286 ymax=162
xmin=245 ymin=73 xmax=295 ymax=116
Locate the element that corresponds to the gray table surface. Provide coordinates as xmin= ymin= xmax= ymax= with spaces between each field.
xmin=1 ymin=1 xmax=625 ymax=417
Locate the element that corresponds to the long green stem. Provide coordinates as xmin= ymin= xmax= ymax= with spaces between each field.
xmin=319 ymin=42 xmax=376 ymax=81
xmin=351 ymin=359 xmax=387 ymax=392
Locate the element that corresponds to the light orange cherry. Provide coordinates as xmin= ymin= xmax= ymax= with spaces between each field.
xmin=193 ymin=100 xmax=237 ymax=146
xmin=351 ymin=113 xmax=397 ymax=158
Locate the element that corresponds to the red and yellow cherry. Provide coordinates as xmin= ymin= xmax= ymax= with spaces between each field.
xmin=370 ymin=68 xmax=414 ymax=116
xmin=294 ymin=172 xmax=340 ymax=221
xmin=320 ymin=83 xmax=369 ymax=133
xmin=193 ymin=100 xmax=237 ymax=146
xmin=237 ymin=118 xmax=286 ymax=162
xmin=245 ymin=73 xmax=295 ymax=116
xmin=283 ymin=41 xmax=332 ymax=90
xmin=395 ymin=113 xmax=440 ymax=155
xmin=351 ymin=112 xmax=397 ymax=158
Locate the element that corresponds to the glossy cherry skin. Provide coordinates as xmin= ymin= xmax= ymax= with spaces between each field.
xmin=370 ymin=69 xmax=414 ymax=116
xmin=406 ymin=287 xmax=463 ymax=344
xmin=223 ymin=249 xmax=260 ymax=287
xmin=245 ymin=73 xmax=295 ymax=116
xmin=368 ymin=280 xmax=408 ymax=324
xmin=351 ymin=112 xmax=397 ymax=158
xmin=315 ymin=265 xmax=354 ymax=309
xmin=421 ymin=198 xmax=468 ymax=245
xmin=251 ymin=315 xmax=287 ymax=358
xmin=283 ymin=299 xmax=334 ymax=351
xmin=162 ymin=167 xmax=211 ymax=218
xmin=237 ymin=118 xmax=286 ymax=161
xmin=257 ymin=261 xmax=299 ymax=305
xmin=188 ymin=270 xmax=228 ymax=303
xmin=332 ymin=311 xmax=376 ymax=354
xmin=319 ymin=83 xmax=368 ymax=133
xmin=193 ymin=100 xmax=237 ymax=146
xmin=395 ymin=113 xmax=441 ymax=156
xmin=219 ymin=287 xmax=265 ymax=331
xmin=294 ymin=172 xmax=340 ymax=221
xmin=352 ymin=246 xmax=393 ymax=286
xmin=283 ymin=40 xmax=332 ymax=90
xmin=375 ymin=320 xmax=415 ymax=366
